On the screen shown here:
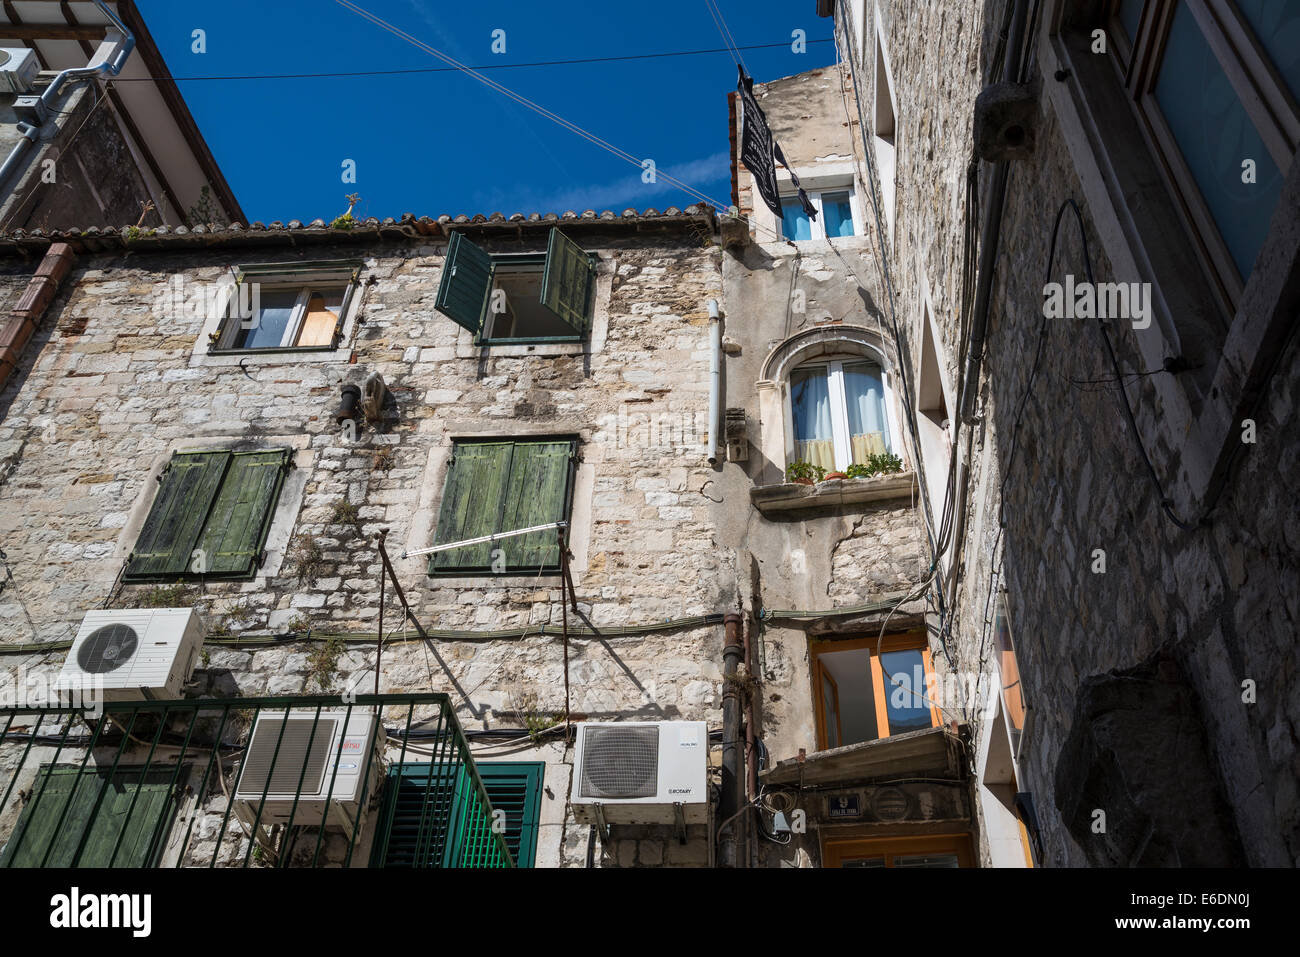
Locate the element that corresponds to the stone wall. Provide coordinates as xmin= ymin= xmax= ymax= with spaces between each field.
xmin=857 ymin=0 xmax=1300 ymax=867
xmin=0 ymin=218 xmax=737 ymax=867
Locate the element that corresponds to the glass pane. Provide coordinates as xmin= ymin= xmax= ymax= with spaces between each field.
xmin=1118 ymin=0 xmax=1145 ymax=45
xmin=822 ymin=191 xmax=856 ymax=237
xmin=879 ymin=647 xmax=933 ymax=734
xmin=993 ymin=594 xmax=1026 ymax=753
xmin=791 ymin=366 xmax=835 ymax=471
xmin=821 ymin=672 xmax=840 ymax=748
xmin=1235 ymin=0 xmax=1300 ymax=105
xmin=1155 ymin=3 xmax=1283 ymax=280
xmin=234 ymin=287 xmax=299 ymax=349
xmin=294 ymin=286 xmax=345 ymax=347
xmin=842 ymin=361 xmax=890 ymax=459
xmin=894 ymin=852 xmax=960 ymax=868
xmin=781 ymin=200 xmax=811 ymax=241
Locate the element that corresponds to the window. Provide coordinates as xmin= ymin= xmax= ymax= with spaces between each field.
xmin=1108 ymin=0 xmax=1298 ymax=305
xmin=125 ymin=448 xmax=291 ymax=582
xmin=993 ymin=591 xmax=1027 ymax=762
xmin=435 ymin=229 xmax=595 ymax=343
xmin=429 ymin=438 xmax=577 ymax=576
xmin=370 ymin=761 xmax=544 ymax=868
xmin=790 ymin=357 xmax=893 ymax=472
xmin=873 ymin=26 xmax=898 ymax=238
xmin=823 ymin=834 xmax=974 ymax=868
xmin=916 ymin=302 xmax=952 ymax=530
xmin=780 ymin=187 xmax=863 ymax=241
xmin=811 ymin=634 xmax=941 ymax=750
xmin=0 ymin=765 xmax=182 ymax=868
xmin=211 ymin=261 xmax=361 ymax=353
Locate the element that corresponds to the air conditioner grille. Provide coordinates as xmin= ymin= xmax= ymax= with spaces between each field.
xmin=580 ymin=726 xmax=659 ymax=798
xmin=76 ymin=624 xmax=140 ymax=674
xmin=239 ymin=718 xmax=339 ymax=796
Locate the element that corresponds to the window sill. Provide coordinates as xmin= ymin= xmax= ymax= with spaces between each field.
xmin=750 ymin=471 xmax=916 ymax=514
xmin=207 ymin=345 xmax=337 ymax=356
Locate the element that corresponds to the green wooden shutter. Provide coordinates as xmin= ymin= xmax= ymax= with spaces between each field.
xmin=369 ymin=763 xmax=461 ymax=868
xmin=125 ymin=451 xmax=230 ymax=581
xmin=429 ymin=441 xmax=514 ymax=574
xmin=475 ymin=762 xmax=544 ymax=867
xmin=435 ymin=232 xmax=494 ymax=338
xmin=0 ymin=765 xmax=180 ymax=868
xmin=499 ymin=440 xmax=574 ymax=571
xmin=539 ymin=228 xmax=595 ymax=335
xmin=372 ymin=762 xmax=543 ymax=868
xmin=195 ymin=449 xmax=291 ymax=578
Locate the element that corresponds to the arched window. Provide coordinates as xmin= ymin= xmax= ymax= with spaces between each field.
xmin=789 ymin=356 xmax=893 ymax=472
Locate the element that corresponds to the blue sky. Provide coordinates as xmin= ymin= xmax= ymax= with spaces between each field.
xmin=134 ymin=0 xmax=836 ymax=224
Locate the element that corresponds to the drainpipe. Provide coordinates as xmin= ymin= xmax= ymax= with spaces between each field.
xmin=956 ymin=0 xmax=1030 ymax=426
xmin=707 ymin=299 xmax=721 ymax=465
xmin=0 ymin=243 xmax=77 ymax=392
xmin=0 ymin=0 xmax=136 ymax=195
xmin=720 ymin=612 xmax=745 ymax=866
xmin=742 ymin=613 xmax=758 ymax=866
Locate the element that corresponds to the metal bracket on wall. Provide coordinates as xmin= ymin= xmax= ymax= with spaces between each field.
xmin=674 ymin=802 xmax=687 ymax=845
xmin=593 ymin=803 xmax=610 ymax=844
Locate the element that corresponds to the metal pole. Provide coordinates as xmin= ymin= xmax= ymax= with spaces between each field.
xmin=376 ymin=530 xmax=386 ymax=695
xmin=376 ymin=530 xmax=428 ymax=638
xmin=559 ymin=527 xmax=572 ymax=733
xmin=721 ymin=612 xmax=745 ymax=867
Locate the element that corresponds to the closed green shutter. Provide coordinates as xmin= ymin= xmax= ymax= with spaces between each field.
xmin=195 ymin=449 xmax=290 ymax=578
xmin=0 ymin=765 xmax=181 ymax=868
xmin=435 ymin=232 xmax=494 ymax=338
xmin=429 ymin=441 xmax=514 ymax=574
xmin=124 ymin=451 xmax=230 ymax=581
xmin=372 ymin=762 xmax=543 ymax=868
xmin=499 ymin=441 xmax=574 ymax=571
xmin=539 ymin=228 xmax=595 ymax=334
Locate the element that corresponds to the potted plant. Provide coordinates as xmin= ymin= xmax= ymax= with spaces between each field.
xmin=785 ymin=460 xmax=825 ymax=485
xmin=822 ymin=470 xmax=849 ymax=481
xmin=844 ymin=462 xmax=871 ymax=479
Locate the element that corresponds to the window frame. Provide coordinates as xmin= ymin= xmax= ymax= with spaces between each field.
xmin=482 ymin=253 xmax=585 ymax=345
xmin=1108 ymin=0 xmax=1300 ymax=311
xmin=822 ymin=833 xmax=975 ymax=868
xmin=786 ymin=353 xmax=898 ymax=472
xmin=778 ymin=185 xmax=866 ymax=242
xmin=810 ymin=634 xmax=942 ymax=750
xmin=209 ymin=260 xmax=362 ymax=356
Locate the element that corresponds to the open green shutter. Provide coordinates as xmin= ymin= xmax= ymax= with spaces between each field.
xmin=195 ymin=449 xmax=290 ymax=578
xmin=429 ymin=442 xmax=514 ymax=574
xmin=0 ymin=765 xmax=180 ymax=868
xmin=539 ymin=228 xmax=595 ymax=335
xmin=499 ymin=441 xmax=574 ymax=571
xmin=125 ymin=451 xmax=230 ymax=581
xmin=435 ymin=232 xmax=494 ymax=338
xmin=370 ymin=764 xmax=461 ymax=868
xmin=475 ymin=762 xmax=544 ymax=867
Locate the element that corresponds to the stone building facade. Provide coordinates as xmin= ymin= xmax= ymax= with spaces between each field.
xmin=822 ymin=0 xmax=1299 ymax=867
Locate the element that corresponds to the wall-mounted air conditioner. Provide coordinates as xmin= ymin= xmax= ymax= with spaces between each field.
xmin=233 ymin=710 xmax=386 ymax=831
xmin=0 ymin=48 xmax=39 ymax=93
xmin=570 ymin=721 xmax=709 ymax=826
xmin=56 ymin=608 xmax=205 ymax=703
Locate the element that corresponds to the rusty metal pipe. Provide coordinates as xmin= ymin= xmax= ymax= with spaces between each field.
xmin=721 ymin=612 xmax=745 ymax=866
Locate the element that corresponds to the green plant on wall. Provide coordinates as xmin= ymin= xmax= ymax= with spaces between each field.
xmin=305 ymin=636 xmax=346 ymax=693
xmin=844 ymin=453 xmax=905 ymax=479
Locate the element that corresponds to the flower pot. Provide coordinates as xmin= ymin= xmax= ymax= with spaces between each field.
xmin=822 ymin=472 xmax=848 ymax=481
xmin=792 ymin=477 xmax=815 ymax=486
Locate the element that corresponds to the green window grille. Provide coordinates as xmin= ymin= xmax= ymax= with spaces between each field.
xmin=124 ymin=448 xmax=291 ymax=582
xmin=434 ymin=228 xmax=595 ymax=340
xmin=371 ymin=762 xmax=544 ymax=869
xmin=0 ymin=765 xmax=182 ymax=868
xmin=429 ymin=439 xmax=576 ymax=576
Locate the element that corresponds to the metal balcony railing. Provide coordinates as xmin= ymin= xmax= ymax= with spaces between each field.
xmin=0 ymin=692 xmax=513 ymax=868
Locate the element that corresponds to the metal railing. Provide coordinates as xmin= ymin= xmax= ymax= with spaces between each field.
xmin=0 ymin=693 xmax=512 ymax=868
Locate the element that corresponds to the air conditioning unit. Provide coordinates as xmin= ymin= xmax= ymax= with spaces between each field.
xmin=570 ymin=721 xmax=709 ymax=826
xmin=233 ymin=710 xmax=386 ymax=831
xmin=0 ymin=48 xmax=40 ymax=93
xmin=56 ymin=608 xmax=205 ymax=703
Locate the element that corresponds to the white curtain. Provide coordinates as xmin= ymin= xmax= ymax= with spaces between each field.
xmin=844 ymin=362 xmax=889 ymax=462
xmin=791 ymin=368 xmax=835 ymax=470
